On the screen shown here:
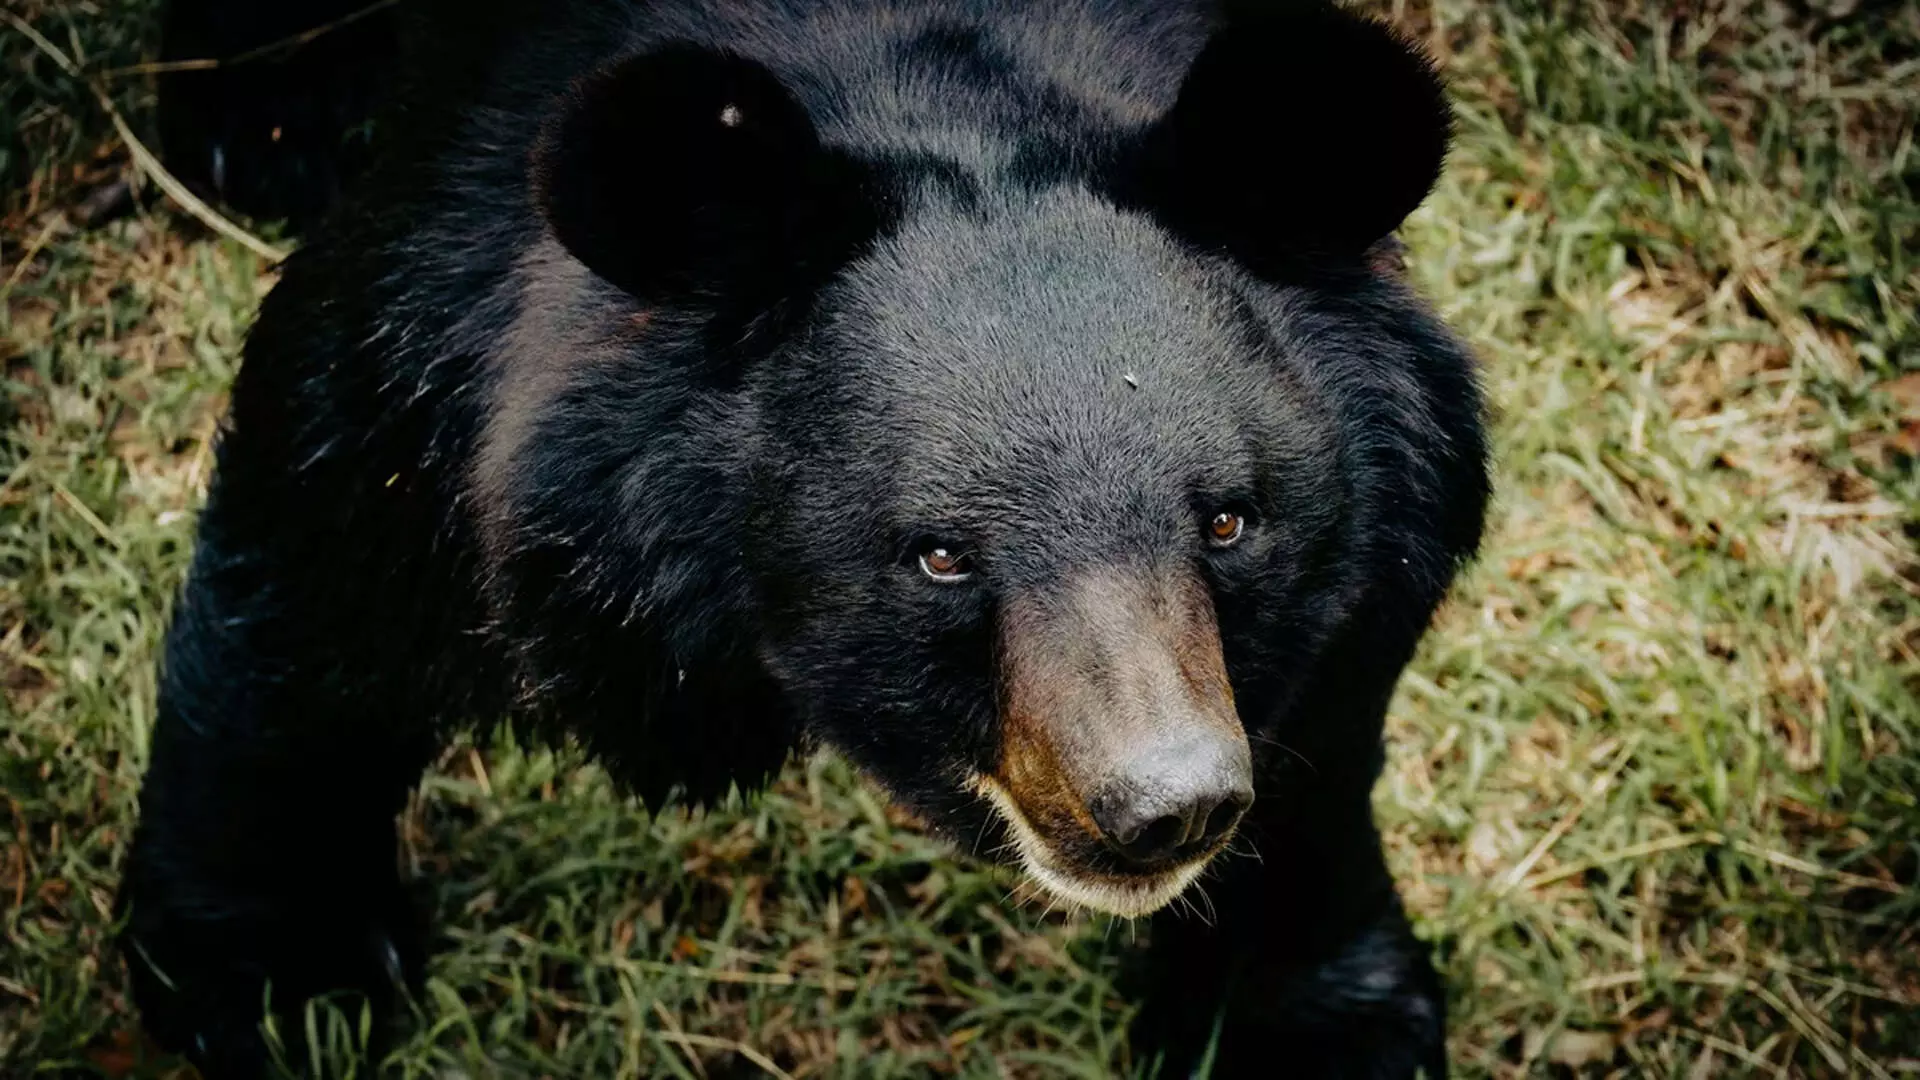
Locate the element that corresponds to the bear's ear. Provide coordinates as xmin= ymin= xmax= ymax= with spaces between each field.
xmin=1121 ymin=2 xmax=1451 ymax=275
xmin=532 ymin=45 xmax=883 ymax=306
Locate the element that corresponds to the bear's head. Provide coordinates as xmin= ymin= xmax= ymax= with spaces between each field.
xmin=518 ymin=2 xmax=1461 ymax=917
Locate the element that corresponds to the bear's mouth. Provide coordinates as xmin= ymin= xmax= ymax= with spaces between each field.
xmin=968 ymin=772 xmax=1219 ymax=918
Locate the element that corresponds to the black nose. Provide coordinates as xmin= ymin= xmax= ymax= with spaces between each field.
xmin=1088 ymin=736 xmax=1254 ymax=868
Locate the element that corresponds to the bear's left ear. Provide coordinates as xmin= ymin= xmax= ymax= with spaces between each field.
xmin=1118 ymin=2 xmax=1451 ymax=275
xmin=531 ymin=44 xmax=884 ymax=307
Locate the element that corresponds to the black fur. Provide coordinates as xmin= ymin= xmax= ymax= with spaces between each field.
xmin=1117 ymin=1 xmax=1455 ymax=275
xmin=125 ymin=1 xmax=1491 ymax=1076
xmin=531 ymin=46 xmax=891 ymax=312
xmin=153 ymin=0 xmax=402 ymax=229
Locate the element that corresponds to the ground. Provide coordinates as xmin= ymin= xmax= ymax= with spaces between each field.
xmin=2 ymin=0 xmax=1917 ymax=1076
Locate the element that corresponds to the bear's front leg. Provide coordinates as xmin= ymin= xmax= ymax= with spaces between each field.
xmin=117 ymin=553 xmax=440 ymax=1077
xmin=1129 ymin=787 xmax=1447 ymax=1080
xmin=115 ymin=426 xmax=492 ymax=1077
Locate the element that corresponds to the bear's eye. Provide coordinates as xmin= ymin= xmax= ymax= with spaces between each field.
xmin=918 ymin=545 xmax=975 ymax=582
xmin=1206 ymin=510 xmax=1247 ymax=548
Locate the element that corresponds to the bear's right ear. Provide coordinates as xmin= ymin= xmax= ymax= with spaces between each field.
xmin=532 ymin=45 xmax=884 ymax=307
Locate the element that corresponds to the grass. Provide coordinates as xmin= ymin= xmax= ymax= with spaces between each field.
xmin=3 ymin=0 xmax=1918 ymax=1075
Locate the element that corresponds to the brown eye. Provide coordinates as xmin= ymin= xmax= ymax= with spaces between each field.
xmin=1208 ymin=510 xmax=1246 ymax=548
xmin=918 ymin=546 xmax=974 ymax=581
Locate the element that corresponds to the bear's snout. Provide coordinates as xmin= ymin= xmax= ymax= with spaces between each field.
xmin=979 ymin=567 xmax=1252 ymax=914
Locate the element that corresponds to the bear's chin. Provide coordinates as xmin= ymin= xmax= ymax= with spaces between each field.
xmin=968 ymin=773 xmax=1219 ymax=919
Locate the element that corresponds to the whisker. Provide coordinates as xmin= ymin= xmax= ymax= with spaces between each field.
xmin=1224 ymin=838 xmax=1264 ymax=865
xmin=1220 ymin=838 xmax=1259 ymax=862
xmin=969 ymin=812 xmax=992 ymax=858
xmin=1193 ymin=883 xmax=1218 ymax=926
xmin=1173 ymin=893 xmax=1199 ymax=922
xmin=1247 ymin=733 xmax=1317 ymax=774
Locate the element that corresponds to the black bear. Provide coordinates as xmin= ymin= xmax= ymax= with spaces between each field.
xmin=121 ymin=0 xmax=1490 ymax=1076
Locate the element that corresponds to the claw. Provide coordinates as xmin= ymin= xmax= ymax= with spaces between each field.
xmin=376 ymin=933 xmax=405 ymax=989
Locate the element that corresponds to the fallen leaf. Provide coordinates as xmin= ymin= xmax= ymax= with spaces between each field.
xmin=85 ymin=1029 xmax=149 ymax=1080
xmin=1890 ymin=422 xmax=1920 ymax=457
xmin=1880 ymin=372 xmax=1920 ymax=410
xmin=1525 ymin=1027 xmax=1621 ymax=1068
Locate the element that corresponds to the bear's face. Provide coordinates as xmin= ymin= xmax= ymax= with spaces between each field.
xmin=740 ymin=194 xmax=1359 ymax=914
xmin=527 ymin=5 xmax=1452 ymax=915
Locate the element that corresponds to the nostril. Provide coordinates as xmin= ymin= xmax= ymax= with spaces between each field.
xmin=1091 ymin=770 xmax=1254 ymax=866
xmin=1092 ymin=791 xmax=1194 ymax=864
xmin=1090 ymin=791 xmax=1143 ymax=847
xmin=1196 ymin=789 xmax=1251 ymax=847
xmin=1128 ymin=813 xmax=1189 ymax=862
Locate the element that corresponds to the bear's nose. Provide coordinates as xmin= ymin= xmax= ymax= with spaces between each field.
xmin=1087 ymin=733 xmax=1254 ymax=868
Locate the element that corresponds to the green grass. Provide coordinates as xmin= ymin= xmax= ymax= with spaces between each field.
xmin=4 ymin=0 xmax=1918 ymax=1076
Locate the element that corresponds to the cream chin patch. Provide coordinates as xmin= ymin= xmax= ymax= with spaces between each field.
xmin=969 ymin=773 xmax=1210 ymax=919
